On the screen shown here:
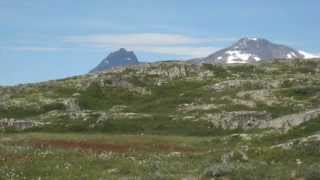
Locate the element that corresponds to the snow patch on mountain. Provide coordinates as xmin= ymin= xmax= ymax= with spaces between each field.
xmin=254 ymin=56 xmax=261 ymax=61
xmin=286 ymin=52 xmax=298 ymax=59
xmin=225 ymin=50 xmax=260 ymax=64
xmin=248 ymin=38 xmax=258 ymax=41
xmin=299 ymin=50 xmax=319 ymax=59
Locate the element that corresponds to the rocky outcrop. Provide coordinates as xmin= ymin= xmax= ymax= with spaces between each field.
xmin=201 ymin=108 xmax=320 ymax=131
xmin=63 ymin=98 xmax=80 ymax=112
xmin=38 ymin=106 xmax=152 ymax=127
xmin=272 ymin=133 xmax=320 ymax=150
xmin=90 ymin=73 xmax=152 ymax=95
xmin=260 ymin=108 xmax=320 ymax=131
xmin=208 ymin=79 xmax=282 ymax=92
xmin=237 ymin=89 xmax=280 ymax=106
xmin=0 ymin=118 xmax=37 ymax=130
xmin=203 ymin=111 xmax=272 ymax=130
xmin=136 ymin=62 xmax=200 ymax=80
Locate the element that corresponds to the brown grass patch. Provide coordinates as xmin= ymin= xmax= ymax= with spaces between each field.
xmin=30 ymin=139 xmax=198 ymax=153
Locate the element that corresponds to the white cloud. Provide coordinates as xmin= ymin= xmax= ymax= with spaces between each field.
xmin=64 ymin=33 xmax=234 ymax=46
xmin=0 ymin=33 xmax=227 ymax=57
xmin=63 ymin=33 xmax=231 ymax=57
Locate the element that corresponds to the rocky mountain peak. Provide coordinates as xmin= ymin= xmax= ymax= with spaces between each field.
xmin=195 ymin=37 xmax=317 ymax=64
xmin=119 ymin=48 xmax=127 ymax=51
xmin=233 ymin=37 xmax=269 ymax=48
xmin=90 ymin=48 xmax=139 ymax=73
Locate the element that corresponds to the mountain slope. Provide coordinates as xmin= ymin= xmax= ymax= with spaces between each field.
xmin=90 ymin=48 xmax=139 ymax=73
xmin=194 ymin=38 xmax=317 ymax=64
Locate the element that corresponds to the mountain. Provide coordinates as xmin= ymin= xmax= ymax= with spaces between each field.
xmin=90 ymin=48 xmax=139 ymax=73
xmin=194 ymin=38 xmax=318 ymax=64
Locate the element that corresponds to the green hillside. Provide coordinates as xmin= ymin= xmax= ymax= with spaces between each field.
xmin=1 ymin=59 xmax=320 ymax=179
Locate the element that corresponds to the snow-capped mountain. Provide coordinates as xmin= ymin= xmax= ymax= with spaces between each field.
xmin=90 ymin=48 xmax=139 ymax=73
xmin=194 ymin=38 xmax=318 ymax=64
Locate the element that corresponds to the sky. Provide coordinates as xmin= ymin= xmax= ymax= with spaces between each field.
xmin=1 ymin=0 xmax=320 ymax=85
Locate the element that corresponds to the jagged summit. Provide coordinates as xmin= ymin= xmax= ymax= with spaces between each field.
xmin=90 ymin=48 xmax=139 ymax=73
xmin=194 ymin=37 xmax=317 ymax=64
xmin=232 ymin=37 xmax=271 ymax=48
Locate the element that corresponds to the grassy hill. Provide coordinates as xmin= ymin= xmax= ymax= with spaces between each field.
xmin=1 ymin=59 xmax=320 ymax=179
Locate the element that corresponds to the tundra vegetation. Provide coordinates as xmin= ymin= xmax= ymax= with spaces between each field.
xmin=1 ymin=59 xmax=320 ymax=179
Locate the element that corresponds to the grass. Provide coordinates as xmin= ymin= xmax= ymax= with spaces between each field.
xmin=0 ymin=133 xmax=208 ymax=179
xmin=278 ymin=86 xmax=320 ymax=100
xmin=0 ymin=102 xmax=65 ymax=119
xmin=1 ymin=132 xmax=320 ymax=179
xmin=31 ymin=113 xmax=240 ymax=137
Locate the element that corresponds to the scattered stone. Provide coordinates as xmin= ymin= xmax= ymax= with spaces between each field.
xmin=202 ymin=163 xmax=234 ymax=178
xmin=272 ymin=133 xmax=320 ymax=150
xmin=0 ymin=118 xmax=36 ymax=130
xmin=177 ymin=103 xmax=219 ymax=112
xmin=108 ymin=105 xmax=128 ymax=113
xmin=63 ymin=98 xmax=80 ymax=112
xmin=237 ymin=89 xmax=280 ymax=106
xmin=203 ymin=111 xmax=272 ymax=130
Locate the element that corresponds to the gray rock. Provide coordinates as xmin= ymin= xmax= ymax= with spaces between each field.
xmin=136 ymin=62 xmax=199 ymax=80
xmin=237 ymin=89 xmax=280 ymax=106
xmin=0 ymin=118 xmax=36 ymax=130
xmin=208 ymin=79 xmax=282 ymax=92
xmin=177 ymin=103 xmax=219 ymax=112
xmin=204 ymin=111 xmax=272 ymax=130
xmin=261 ymin=108 xmax=320 ymax=131
xmin=63 ymin=98 xmax=80 ymax=112
xmin=272 ymin=133 xmax=320 ymax=150
xmin=202 ymin=163 xmax=234 ymax=178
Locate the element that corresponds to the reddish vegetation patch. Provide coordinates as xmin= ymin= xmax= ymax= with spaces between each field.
xmin=0 ymin=154 xmax=33 ymax=163
xmin=30 ymin=139 xmax=197 ymax=153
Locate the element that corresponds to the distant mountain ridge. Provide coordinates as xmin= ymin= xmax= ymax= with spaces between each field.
xmin=192 ymin=37 xmax=319 ymax=64
xmin=90 ymin=48 xmax=139 ymax=73
xmin=90 ymin=38 xmax=319 ymax=72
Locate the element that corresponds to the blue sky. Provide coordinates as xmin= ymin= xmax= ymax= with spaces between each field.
xmin=1 ymin=0 xmax=320 ymax=85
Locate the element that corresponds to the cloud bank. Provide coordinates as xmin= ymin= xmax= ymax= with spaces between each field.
xmin=64 ymin=33 xmax=233 ymax=57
